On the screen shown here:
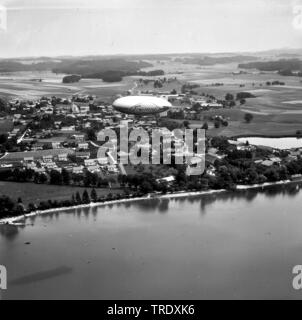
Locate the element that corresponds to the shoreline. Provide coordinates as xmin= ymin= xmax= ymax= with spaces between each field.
xmin=0 ymin=189 xmax=227 ymax=225
xmin=1 ymin=179 xmax=301 ymax=226
xmin=231 ymin=134 xmax=302 ymax=139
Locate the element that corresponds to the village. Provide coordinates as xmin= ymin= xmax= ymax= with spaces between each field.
xmin=1 ymin=88 xmax=302 ymax=193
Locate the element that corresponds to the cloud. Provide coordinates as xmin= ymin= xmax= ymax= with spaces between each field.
xmin=292 ymin=2 xmax=302 ymax=30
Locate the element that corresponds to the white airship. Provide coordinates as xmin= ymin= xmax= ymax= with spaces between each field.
xmin=113 ymin=95 xmax=172 ymax=115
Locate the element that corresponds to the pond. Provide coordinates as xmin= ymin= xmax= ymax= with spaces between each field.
xmin=237 ymin=137 xmax=302 ymax=149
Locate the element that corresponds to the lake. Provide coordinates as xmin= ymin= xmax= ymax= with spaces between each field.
xmin=238 ymin=137 xmax=302 ymax=149
xmin=1 ymin=185 xmax=302 ymax=300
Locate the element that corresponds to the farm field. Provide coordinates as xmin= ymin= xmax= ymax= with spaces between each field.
xmin=0 ymin=71 xmax=134 ymax=101
xmin=147 ymin=60 xmax=302 ymax=137
xmin=1 ymin=58 xmax=302 ymax=137
xmin=0 ymin=119 xmax=13 ymax=134
xmin=0 ymin=181 xmax=123 ymax=206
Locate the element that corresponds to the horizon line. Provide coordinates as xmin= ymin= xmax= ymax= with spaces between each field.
xmin=1 ymin=47 xmax=302 ymax=60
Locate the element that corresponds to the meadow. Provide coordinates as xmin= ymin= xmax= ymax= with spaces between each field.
xmin=0 ymin=181 xmax=123 ymax=206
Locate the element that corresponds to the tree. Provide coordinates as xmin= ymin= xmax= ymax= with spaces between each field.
xmin=183 ymin=120 xmax=190 ymax=129
xmin=229 ymin=100 xmax=236 ymax=107
xmin=86 ymin=128 xmax=96 ymax=141
xmin=0 ymin=97 xmax=8 ymax=112
xmin=39 ymin=174 xmax=48 ymax=184
xmin=202 ymin=122 xmax=208 ymax=130
xmin=264 ymin=167 xmax=280 ymax=182
xmin=211 ymin=136 xmax=230 ymax=151
xmin=214 ymin=120 xmax=221 ymax=128
xmin=141 ymin=181 xmax=153 ymax=194
xmin=236 ymin=92 xmax=255 ymax=100
xmin=82 ymin=190 xmax=90 ymax=204
xmin=240 ymin=98 xmax=246 ymax=105
xmin=0 ymin=195 xmax=16 ymax=218
xmin=49 ymin=170 xmax=63 ymax=185
xmin=0 ymin=133 xmax=8 ymax=144
xmin=244 ymin=113 xmax=253 ymax=123
xmin=225 ymin=93 xmax=234 ymax=101
xmin=62 ymin=168 xmax=71 ymax=185
xmin=15 ymin=204 xmax=25 ymax=215
xmin=76 ymin=191 xmax=82 ymax=204
xmin=91 ymin=188 xmax=97 ymax=202
xmin=28 ymin=203 xmax=36 ymax=212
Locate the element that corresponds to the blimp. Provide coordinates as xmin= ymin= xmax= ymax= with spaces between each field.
xmin=113 ymin=95 xmax=172 ymax=115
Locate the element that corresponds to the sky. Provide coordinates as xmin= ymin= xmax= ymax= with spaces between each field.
xmin=0 ymin=0 xmax=302 ymax=58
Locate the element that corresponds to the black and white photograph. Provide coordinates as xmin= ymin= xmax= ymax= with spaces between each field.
xmin=1 ymin=0 xmax=302 ymax=303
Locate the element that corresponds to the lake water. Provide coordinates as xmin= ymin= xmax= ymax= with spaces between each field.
xmin=238 ymin=137 xmax=302 ymax=149
xmin=1 ymin=185 xmax=302 ymax=300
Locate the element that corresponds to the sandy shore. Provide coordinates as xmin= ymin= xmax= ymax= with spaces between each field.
xmin=236 ymin=179 xmax=292 ymax=189
xmin=0 ymin=189 xmax=227 ymax=225
xmin=0 ymin=179 xmax=301 ymax=225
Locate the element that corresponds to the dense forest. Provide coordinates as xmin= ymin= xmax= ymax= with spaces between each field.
xmin=175 ymin=55 xmax=258 ymax=66
xmin=239 ymin=59 xmax=302 ymax=76
xmin=0 ymin=58 xmax=164 ymax=82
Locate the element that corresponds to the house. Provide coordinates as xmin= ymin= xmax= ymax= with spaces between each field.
xmin=98 ymin=157 xmax=109 ymax=165
xmin=71 ymin=104 xmax=79 ymax=114
xmin=73 ymin=166 xmax=84 ymax=174
xmin=78 ymin=142 xmax=89 ymax=150
xmin=44 ymin=162 xmax=57 ymax=169
xmin=87 ymin=165 xmax=99 ymax=173
xmin=25 ymin=162 xmax=36 ymax=169
xmin=207 ymin=165 xmax=216 ymax=176
xmin=120 ymin=119 xmax=134 ymax=127
xmin=31 ymin=142 xmax=45 ymax=151
xmin=34 ymin=167 xmax=46 ymax=174
xmin=269 ymin=157 xmax=282 ymax=164
xmin=206 ymin=153 xmax=219 ymax=165
xmin=156 ymin=176 xmax=175 ymax=184
xmin=289 ymin=150 xmax=301 ymax=157
xmin=286 ymin=155 xmax=298 ymax=162
xmin=291 ymin=174 xmax=302 ymax=181
xmin=24 ymin=157 xmax=34 ymax=162
xmin=44 ymin=107 xmax=54 ymax=115
xmin=79 ymin=105 xmax=90 ymax=114
xmin=107 ymin=165 xmax=119 ymax=173
xmin=61 ymin=126 xmax=75 ymax=132
xmin=43 ymin=155 xmax=53 ymax=163
xmin=57 ymin=153 xmax=68 ymax=162
xmin=55 ymin=104 xmax=72 ymax=113
xmin=84 ymin=159 xmax=97 ymax=166
xmin=52 ymin=142 xmax=61 ymax=149
xmin=208 ymin=148 xmax=219 ymax=155
xmin=52 ymin=167 xmax=62 ymax=173
xmin=261 ymin=160 xmax=274 ymax=167
xmin=75 ymin=151 xmax=90 ymax=159
xmin=72 ymin=134 xmax=85 ymax=142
